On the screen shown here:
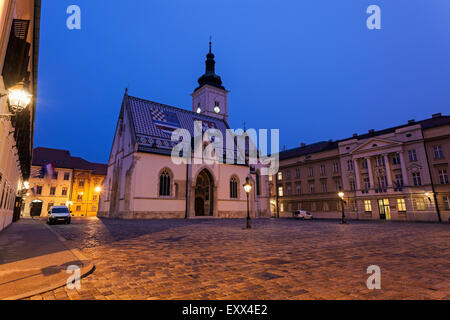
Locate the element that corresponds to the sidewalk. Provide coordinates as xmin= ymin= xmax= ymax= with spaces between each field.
xmin=0 ymin=218 xmax=94 ymax=300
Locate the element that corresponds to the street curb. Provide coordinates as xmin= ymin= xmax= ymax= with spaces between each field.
xmin=2 ymin=219 xmax=95 ymax=300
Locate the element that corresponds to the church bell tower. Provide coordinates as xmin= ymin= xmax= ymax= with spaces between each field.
xmin=192 ymin=41 xmax=229 ymax=123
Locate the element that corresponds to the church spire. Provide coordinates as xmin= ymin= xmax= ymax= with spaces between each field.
xmin=195 ymin=39 xmax=225 ymax=92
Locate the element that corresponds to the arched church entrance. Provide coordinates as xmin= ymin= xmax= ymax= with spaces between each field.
xmin=195 ymin=169 xmax=214 ymax=216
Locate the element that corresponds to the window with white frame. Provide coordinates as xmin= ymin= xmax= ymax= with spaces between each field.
xmin=309 ymin=167 xmax=314 ymax=177
xmin=347 ymin=160 xmax=354 ymax=171
xmin=412 ymin=172 xmax=422 ymax=186
xmin=408 ymin=149 xmax=418 ymax=162
xmin=433 ymin=146 xmax=444 ymax=159
xmin=438 ymin=169 xmax=449 ymax=185
xmin=296 ymin=183 xmax=301 ymax=195
xmin=392 ymin=153 xmax=400 ymax=165
xmin=333 ymin=162 xmax=339 ymax=173
xmin=320 ymin=165 xmax=325 ymax=175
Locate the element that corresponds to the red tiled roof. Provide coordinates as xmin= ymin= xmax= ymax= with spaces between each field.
xmin=32 ymin=147 xmax=107 ymax=175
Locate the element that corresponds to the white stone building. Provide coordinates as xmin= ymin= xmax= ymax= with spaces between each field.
xmin=98 ymin=44 xmax=271 ymax=219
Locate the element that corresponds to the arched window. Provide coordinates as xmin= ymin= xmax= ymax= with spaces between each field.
xmin=159 ymin=170 xmax=171 ymax=196
xmin=230 ymin=176 xmax=238 ymax=199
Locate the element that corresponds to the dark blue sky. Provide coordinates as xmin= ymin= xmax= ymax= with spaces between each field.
xmin=36 ymin=0 xmax=450 ymax=163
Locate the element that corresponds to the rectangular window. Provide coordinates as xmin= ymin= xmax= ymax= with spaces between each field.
xmin=52 ymin=172 xmax=58 ymax=180
xmin=350 ymin=180 xmax=356 ymax=191
xmin=434 ymin=146 xmax=444 ymax=159
xmin=362 ymin=159 xmax=368 ymax=169
xmin=77 ymin=194 xmax=83 ymax=201
xmin=308 ymin=167 xmax=314 ymax=177
xmin=320 ymin=165 xmax=325 ymax=175
xmin=277 ymin=172 xmax=283 ymax=181
xmin=286 ymin=170 xmax=291 ymax=180
xmin=322 ymin=182 xmax=327 ymax=193
xmin=309 ymin=184 xmax=315 ymax=194
xmin=412 ymin=172 xmax=422 ymax=186
xmin=438 ymin=169 xmax=449 ymax=185
xmin=394 ymin=174 xmax=404 ymax=189
xmin=397 ymin=199 xmax=406 ymax=212
xmin=36 ymin=186 xmax=43 ymax=195
xmin=364 ymin=177 xmax=370 ymax=191
xmin=79 ymin=180 xmax=85 ymax=187
xmin=333 ymin=162 xmax=339 ymax=173
xmin=296 ymin=183 xmax=301 ymax=195
xmin=268 ymin=175 xmax=273 ymax=182
xmin=278 ymin=187 xmax=284 ymax=197
xmin=50 ymin=187 xmax=56 ymax=196
xmin=443 ymin=196 xmax=450 ymax=210
xmin=335 ymin=180 xmax=342 ymax=192
xmin=375 ymin=156 xmax=385 ymax=167
xmin=287 ymin=185 xmax=292 ymax=196
xmin=414 ymin=198 xmax=426 ymax=211
xmin=347 ymin=160 xmax=354 ymax=171
xmin=62 ymin=188 xmax=68 ymax=196
xmin=295 ymin=168 xmax=300 ymax=179
xmin=364 ymin=200 xmax=372 ymax=212
xmin=76 ymin=206 xmax=81 ymax=211
xmin=408 ymin=149 xmax=418 ymax=162
xmin=280 ymin=203 xmax=284 ymax=212
xmin=64 ymin=173 xmax=70 ymax=180
xmin=93 ymin=194 xmax=98 ymax=201
xmin=392 ymin=154 xmax=401 ymax=165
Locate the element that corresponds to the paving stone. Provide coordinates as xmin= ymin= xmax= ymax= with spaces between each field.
xmin=27 ymin=218 xmax=450 ymax=300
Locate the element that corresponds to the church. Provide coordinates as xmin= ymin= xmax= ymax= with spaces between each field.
xmin=98 ymin=43 xmax=271 ymax=219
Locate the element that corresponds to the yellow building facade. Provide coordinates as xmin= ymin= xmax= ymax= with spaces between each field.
xmin=23 ymin=147 xmax=107 ymax=217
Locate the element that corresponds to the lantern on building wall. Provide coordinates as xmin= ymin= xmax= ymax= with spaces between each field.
xmin=1 ymin=81 xmax=32 ymax=118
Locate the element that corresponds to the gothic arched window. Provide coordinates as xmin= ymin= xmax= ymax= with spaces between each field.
xmin=230 ymin=176 xmax=238 ymax=199
xmin=159 ymin=170 xmax=171 ymax=196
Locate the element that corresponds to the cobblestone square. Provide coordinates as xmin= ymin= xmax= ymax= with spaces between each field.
xmin=31 ymin=218 xmax=450 ymax=300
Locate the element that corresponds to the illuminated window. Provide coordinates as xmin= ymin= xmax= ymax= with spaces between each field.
xmin=364 ymin=200 xmax=372 ymax=212
xmin=277 ymin=172 xmax=283 ymax=181
xmin=415 ymin=198 xmax=426 ymax=211
xmin=278 ymin=186 xmax=284 ymax=197
xmin=397 ymin=199 xmax=406 ymax=212
xmin=280 ymin=203 xmax=284 ymax=212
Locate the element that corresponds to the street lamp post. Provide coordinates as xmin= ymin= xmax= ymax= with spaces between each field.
xmin=338 ymin=191 xmax=347 ymax=224
xmin=243 ymin=177 xmax=252 ymax=229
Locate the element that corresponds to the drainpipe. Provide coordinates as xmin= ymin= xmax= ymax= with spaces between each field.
xmin=185 ymin=160 xmax=190 ymax=219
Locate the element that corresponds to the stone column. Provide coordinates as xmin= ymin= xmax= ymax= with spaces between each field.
xmin=399 ymin=152 xmax=408 ymax=187
xmin=384 ymin=154 xmax=393 ymax=187
xmin=366 ymin=157 xmax=374 ymax=190
xmin=354 ymin=158 xmax=361 ymax=190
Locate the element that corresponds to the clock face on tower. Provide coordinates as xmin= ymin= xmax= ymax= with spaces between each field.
xmin=214 ymin=106 xmax=220 ymax=113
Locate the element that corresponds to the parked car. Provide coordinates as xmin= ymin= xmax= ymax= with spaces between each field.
xmin=47 ymin=206 xmax=72 ymax=225
xmin=293 ymin=210 xmax=313 ymax=220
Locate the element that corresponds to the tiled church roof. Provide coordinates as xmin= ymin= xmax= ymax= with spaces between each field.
xmin=125 ymin=95 xmax=230 ymax=154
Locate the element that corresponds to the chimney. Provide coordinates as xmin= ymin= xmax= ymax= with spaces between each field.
xmin=300 ymin=143 xmax=306 ymax=148
xmin=368 ymin=129 xmax=375 ymax=134
xmin=353 ymin=133 xmax=358 ymax=138
xmin=432 ymin=113 xmax=442 ymax=118
xmin=408 ymin=119 xmax=415 ymax=124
